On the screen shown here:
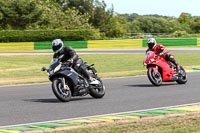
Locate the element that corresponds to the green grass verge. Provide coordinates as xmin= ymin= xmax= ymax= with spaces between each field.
xmin=0 ymin=52 xmax=200 ymax=85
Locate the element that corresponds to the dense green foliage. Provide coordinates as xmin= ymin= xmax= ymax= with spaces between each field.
xmin=0 ymin=0 xmax=200 ymax=41
xmin=0 ymin=29 xmax=100 ymax=42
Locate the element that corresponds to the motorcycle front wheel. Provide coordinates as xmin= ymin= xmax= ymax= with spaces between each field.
xmin=89 ymin=78 xmax=105 ymax=98
xmin=147 ymin=67 xmax=162 ymax=86
xmin=52 ymin=78 xmax=71 ymax=102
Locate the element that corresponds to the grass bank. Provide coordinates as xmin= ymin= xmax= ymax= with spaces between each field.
xmin=48 ymin=112 xmax=200 ymax=133
xmin=0 ymin=53 xmax=200 ymax=85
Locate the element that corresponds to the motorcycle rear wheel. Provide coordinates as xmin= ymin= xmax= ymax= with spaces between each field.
xmin=89 ymin=78 xmax=105 ymax=98
xmin=147 ymin=68 xmax=162 ymax=86
xmin=52 ymin=78 xmax=71 ymax=102
xmin=176 ymin=66 xmax=187 ymax=84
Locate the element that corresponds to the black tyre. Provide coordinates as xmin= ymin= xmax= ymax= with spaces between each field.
xmin=147 ymin=68 xmax=162 ymax=86
xmin=52 ymin=78 xmax=71 ymax=102
xmin=89 ymin=78 xmax=105 ymax=98
xmin=176 ymin=66 xmax=187 ymax=84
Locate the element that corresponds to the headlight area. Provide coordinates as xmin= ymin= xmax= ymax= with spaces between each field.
xmin=54 ymin=64 xmax=62 ymax=73
xmin=144 ymin=58 xmax=155 ymax=66
xmin=150 ymin=58 xmax=155 ymax=63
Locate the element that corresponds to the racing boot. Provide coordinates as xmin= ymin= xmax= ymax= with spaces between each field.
xmin=89 ymin=77 xmax=99 ymax=84
xmin=79 ymin=65 xmax=98 ymax=84
xmin=169 ymin=55 xmax=180 ymax=73
xmin=173 ymin=62 xmax=181 ymax=74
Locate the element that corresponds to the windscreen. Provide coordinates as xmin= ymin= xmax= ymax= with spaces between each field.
xmin=145 ymin=51 xmax=154 ymax=60
xmin=49 ymin=58 xmax=59 ymax=70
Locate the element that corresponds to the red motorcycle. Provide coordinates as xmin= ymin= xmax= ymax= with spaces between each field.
xmin=143 ymin=51 xmax=187 ymax=86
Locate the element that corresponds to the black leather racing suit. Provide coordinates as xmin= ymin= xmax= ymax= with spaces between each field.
xmin=53 ymin=46 xmax=90 ymax=80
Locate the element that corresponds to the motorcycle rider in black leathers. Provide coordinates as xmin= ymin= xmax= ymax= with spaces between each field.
xmin=51 ymin=39 xmax=98 ymax=84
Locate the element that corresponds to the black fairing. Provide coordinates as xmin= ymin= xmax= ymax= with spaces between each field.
xmin=49 ymin=68 xmax=79 ymax=86
xmin=49 ymin=61 xmax=59 ymax=71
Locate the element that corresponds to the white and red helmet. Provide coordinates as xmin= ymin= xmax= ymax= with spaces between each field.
xmin=147 ymin=38 xmax=157 ymax=49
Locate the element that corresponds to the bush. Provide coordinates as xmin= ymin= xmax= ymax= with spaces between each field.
xmin=0 ymin=29 xmax=101 ymax=42
xmin=172 ymin=30 xmax=189 ymax=37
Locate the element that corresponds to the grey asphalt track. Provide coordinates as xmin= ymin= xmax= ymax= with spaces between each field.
xmin=0 ymin=72 xmax=199 ymax=126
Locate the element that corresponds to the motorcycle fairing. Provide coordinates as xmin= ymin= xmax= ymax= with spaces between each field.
xmin=155 ymin=58 xmax=176 ymax=81
xmin=49 ymin=68 xmax=80 ymax=86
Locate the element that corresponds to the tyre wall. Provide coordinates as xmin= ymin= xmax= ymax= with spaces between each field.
xmin=87 ymin=39 xmax=142 ymax=49
xmin=34 ymin=41 xmax=87 ymax=50
xmin=197 ymin=38 xmax=200 ymax=47
xmin=0 ymin=42 xmax=34 ymax=51
xmin=0 ymin=38 xmax=199 ymax=51
xmin=143 ymin=38 xmax=197 ymax=47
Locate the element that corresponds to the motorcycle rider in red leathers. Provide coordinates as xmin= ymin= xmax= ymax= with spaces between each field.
xmin=146 ymin=38 xmax=180 ymax=72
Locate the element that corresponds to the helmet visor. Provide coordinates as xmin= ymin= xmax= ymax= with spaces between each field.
xmin=148 ymin=43 xmax=155 ymax=49
xmin=52 ymin=43 xmax=63 ymax=53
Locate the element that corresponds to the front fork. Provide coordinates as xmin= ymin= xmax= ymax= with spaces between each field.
xmin=149 ymin=66 xmax=159 ymax=76
xmin=59 ymin=77 xmax=69 ymax=91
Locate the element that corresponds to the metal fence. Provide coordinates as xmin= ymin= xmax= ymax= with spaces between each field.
xmin=123 ymin=33 xmax=200 ymax=39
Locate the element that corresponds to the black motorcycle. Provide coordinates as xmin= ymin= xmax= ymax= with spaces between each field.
xmin=41 ymin=55 xmax=105 ymax=102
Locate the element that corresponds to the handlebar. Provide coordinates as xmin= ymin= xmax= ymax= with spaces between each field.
xmin=41 ymin=67 xmax=47 ymax=71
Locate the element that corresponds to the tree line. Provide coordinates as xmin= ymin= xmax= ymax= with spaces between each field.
xmin=0 ymin=0 xmax=200 ymax=39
